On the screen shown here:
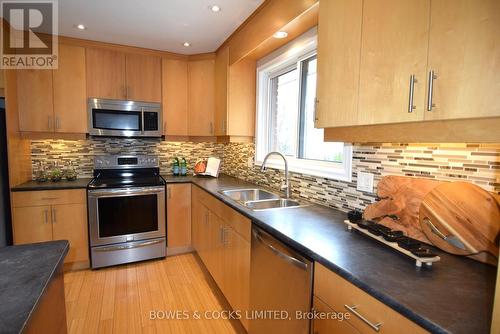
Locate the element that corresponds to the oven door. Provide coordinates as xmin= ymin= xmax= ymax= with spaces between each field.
xmin=88 ymin=186 xmax=166 ymax=247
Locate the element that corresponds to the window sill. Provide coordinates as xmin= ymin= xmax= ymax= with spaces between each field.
xmin=255 ymin=156 xmax=352 ymax=182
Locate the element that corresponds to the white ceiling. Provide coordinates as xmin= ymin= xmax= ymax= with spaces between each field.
xmin=57 ymin=0 xmax=264 ymax=54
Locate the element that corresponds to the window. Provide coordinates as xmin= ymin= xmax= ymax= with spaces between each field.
xmin=256 ymin=28 xmax=352 ymax=181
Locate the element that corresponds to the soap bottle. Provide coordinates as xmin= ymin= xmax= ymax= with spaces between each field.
xmin=172 ymin=158 xmax=180 ymax=176
xmin=180 ymin=158 xmax=187 ymax=176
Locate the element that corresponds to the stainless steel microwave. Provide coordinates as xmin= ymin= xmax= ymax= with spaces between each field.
xmin=88 ymin=98 xmax=162 ymax=137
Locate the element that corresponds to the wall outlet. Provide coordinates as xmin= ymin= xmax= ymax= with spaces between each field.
xmin=357 ymin=172 xmax=374 ymax=193
xmin=247 ymin=157 xmax=254 ymax=168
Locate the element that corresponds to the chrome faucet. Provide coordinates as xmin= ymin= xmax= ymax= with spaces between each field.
xmin=260 ymin=151 xmax=291 ymax=198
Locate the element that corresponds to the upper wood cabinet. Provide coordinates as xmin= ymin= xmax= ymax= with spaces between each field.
xmin=357 ymin=0 xmax=429 ymax=125
xmin=162 ymin=58 xmax=189 ymax=136
xmin=424 ymin=0 xmax=500 ymax=121
xmin=86 ymin=48 xmax=126 ymax=99
xmin=17 ymin=69 xmax=54 ymax=132
xmin=86 ymin=48 xmax=161 ymax=102
xmin=315 ymin=0 xmax=363 ymax=128
xmin=215 ymin=46 xmax=256 ymax=137
xmin=188 ymin=59 xmax=215 ymax=136
xmin=53 ymin=44 xmax=87 ymax=133
xmin=316 ymin=0 xmax=500 ymax=131
xmin=18 ymin=44 xmax=87 ymax=133
xmin=125 ymin=53 xmax=162 ymax=102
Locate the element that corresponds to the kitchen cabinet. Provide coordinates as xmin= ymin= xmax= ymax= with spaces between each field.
xmin=424 ymin=0 xmax=500 ymax=120
xmin=188 ymin=59 xmax=215 ymax=136
xmin=314 ymin=263 xmax=428 ymax=334
xmin=162 ymin=58 xmax=189 ymax=136
xmin=313 ymin=296 xmax=360 ymax=334
xmin=12 ymin=205 xmax=53 ymax=244
xmin=166 ymin=184 xmax=191 ymax=249
xmin=17 ymin=69 xmax=54 ymax=132
xmin=215 ymin=46 xmax=256 ymax=137
xmin=86 ymin=48 xmax=126 ymax=99
xmin=316 ymin=0 xmax=500 ymax=133
xmin=18 ymin=44 xmax=87 ymax=133
xmin=53 ymin=44 xmax=87 ymax=133
xmin=125 ymin=53 xmax=162 ymax=102
xmin=315 ymin=0 xmax=363 ymax=128
xmin=86 ymin=48 xmax=162 ymax=103
xmin=191 ymin=185 xmax=251 ymax=331
xmin=357 ymin=0 xmax=429 ymax=125
xmin=11 ymin=189 xmax=89 ymax=268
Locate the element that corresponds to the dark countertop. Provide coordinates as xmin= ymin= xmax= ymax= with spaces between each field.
xmin=9 ymin=174 xmax=496 ymax=333
xmin=183 ymin=175 xmax=495 ymax=334
xmin=0 ymin=240 xmax=69 ymax=334
xmin=10 ymin=178 xmax=93 ymax=192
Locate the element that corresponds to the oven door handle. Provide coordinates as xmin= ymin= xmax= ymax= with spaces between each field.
xmin=88 ymin=186 xmax=165 ymax=197
xmin=93 ymin=239 xmax=164 ymax=252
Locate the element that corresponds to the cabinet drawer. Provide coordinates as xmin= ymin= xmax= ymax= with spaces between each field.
xmin=314 ymin=263 xmax=428 ymax=334
xmin=12 ymin=189 xmax=86 ymax=207
xmin=313 ymin=296 xmax=361 ymax=334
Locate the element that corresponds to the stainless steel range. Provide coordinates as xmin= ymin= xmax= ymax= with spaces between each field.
xmin=87 ymin=155 xmax=166 ymax=269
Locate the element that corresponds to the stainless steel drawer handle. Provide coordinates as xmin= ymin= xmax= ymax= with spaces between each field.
xmin=427 ymin=70 xmax=437 ymax=111
xmin=344 ymin=304 xmax=382 ymax=332
xmin=94 ymin=239 xmax=163 ymax=252
xmin=407 ymin=74 xmax=417 ymax=113
xmin=253 ymin=230 xmax=308 ymax=270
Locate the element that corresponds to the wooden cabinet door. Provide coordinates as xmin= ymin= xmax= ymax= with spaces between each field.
xmin=228 ymin=59 xmax=256 ymax=137
xmin=162 ymin=58 xmax=188 ymax=135
xmin=223 ymin=226 xmax=250 ymax=331
xmin=208 ymin=212 xmax=225 ymax=290
xmin=215 ymin=47 xmax=229 ymax=136
xmin=17 ymin=69 xmax=54 ymax=132
xmin=86 ymin=48 xmax=126 ymax=99
xmin=53 ymin=44 xmax=87 ymax=133
xmin=126 ymin=53 xmax=162 ymax=102
xmin=424 ymin=0 xmax=500 ymax=120
xmin=357 ymin=0 xmax=430 ymax=125
xmin=312 ymin=297 xmax=360 ymax=334
xmin=12 ymin=206 xmax=53 ymax=244
xmin=167 ymin=184 xmax=191 ymax=248
xmin=188 ymin=59 xmax=215 ymax=136
xmin=51 ymin=204 xmax=89 ymax=264
xmin=316 ymin=0 xmax=363 ymax=128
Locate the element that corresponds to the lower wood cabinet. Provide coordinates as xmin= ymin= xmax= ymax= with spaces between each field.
xmin=166 ymin=184 xmax=192 ymax=250
xmin=11 ymin=189 xmax=89 ymax=268
xmin=314 ymin=263 xmax=428 ymax=334
xmin=192 ymin=185 xmax=251 ymax=331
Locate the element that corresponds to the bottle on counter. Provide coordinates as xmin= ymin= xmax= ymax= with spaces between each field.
xmin=172 ymin=157 xmax=180 ymax=176
xmin=180 ymin=158 xmax=187 ymax=176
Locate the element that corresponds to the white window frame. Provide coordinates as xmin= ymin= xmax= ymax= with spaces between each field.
xmin=255 ymin=27 xmax=352 ymax=182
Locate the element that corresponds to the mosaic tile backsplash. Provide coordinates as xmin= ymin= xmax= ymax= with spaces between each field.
xmin=31 ymin=139 xmax=224 ymax=178
xmin=222 ymin=143 xmax=500 ymax=211
xmin=31 ymin=140 xmax=500 ymax=212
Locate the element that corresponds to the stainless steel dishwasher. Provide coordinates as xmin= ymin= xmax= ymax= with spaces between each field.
xmin=249 ymin=226 xmax=313 ymax=334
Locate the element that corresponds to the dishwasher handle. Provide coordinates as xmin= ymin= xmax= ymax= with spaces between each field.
xmin=253 ymin=228 xmax=309 ymax=270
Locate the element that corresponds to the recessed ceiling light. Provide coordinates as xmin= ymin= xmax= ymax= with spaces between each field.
xmin=76 ymin=24 xmax=86 ymax=30
xmin=273 ymin=31 xmax=288 ymax=39
xmin=209 ymin=5 xmax=221 ymax=12
xmin=183 ymin=42 xmax=190 ymax=47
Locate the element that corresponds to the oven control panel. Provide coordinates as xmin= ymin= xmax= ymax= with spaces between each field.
xmin=94 ymin=155 xmax=159 ymax=169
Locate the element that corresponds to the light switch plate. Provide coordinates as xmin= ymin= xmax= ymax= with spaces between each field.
xmin=357 ymin=172 xmax=374 ymax=193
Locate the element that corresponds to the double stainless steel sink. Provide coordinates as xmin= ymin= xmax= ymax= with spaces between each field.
xmin=219 ymin=188 xmax=307 ymax=211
